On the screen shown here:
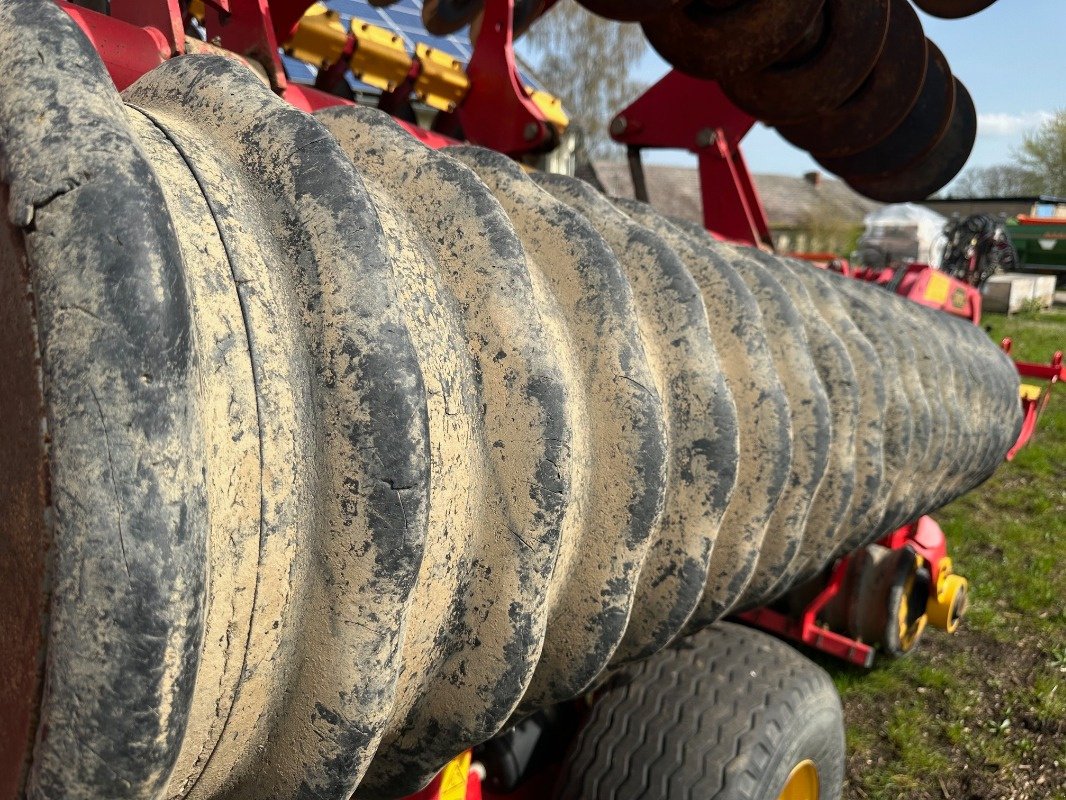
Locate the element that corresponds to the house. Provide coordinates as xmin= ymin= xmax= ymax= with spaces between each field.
xmin=593 ymin=162 xmax=882 ymax=254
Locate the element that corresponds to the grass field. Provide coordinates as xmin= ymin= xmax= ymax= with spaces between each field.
xmin=828 ymin=311 xmax=1066 ymax=800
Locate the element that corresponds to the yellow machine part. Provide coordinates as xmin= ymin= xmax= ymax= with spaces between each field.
xmin=284 ymin=3 xmax=348 ymax=67
xmin=1019 ymin=383 xmax=1042 ymax=402
xmin=282 ymin=5 xmax=568 ymax=125
xmin=349 ymin=19 xmax=411 ymax=92
xmin=526 ymin=85 xmax=569 ymax=131
xmin=926 ymin=557 xmax=968 ymax=633
xmin=778 ymin=759 xmax=820 ymax=800
xmin=413 ymin=43 xmax=469 ymax=112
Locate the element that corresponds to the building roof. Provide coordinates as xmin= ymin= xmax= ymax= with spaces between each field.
xmin=593 ymin=161 xmax=882 ymax=228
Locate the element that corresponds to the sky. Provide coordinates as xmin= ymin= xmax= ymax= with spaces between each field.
xmin=616 ymin=0 xmax=1066 ymax=186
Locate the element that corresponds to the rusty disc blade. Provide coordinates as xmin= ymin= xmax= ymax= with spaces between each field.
xmin=575 ymin=0 xmax=680 ymax=22
xmin=847 ymin=78 xmax=977 ymax=201
xmin=642 ymin=0 xmax=826 ymax=79
xmin=817 ymin=40 xmax=954 ymax=179
xmin=912 ymin=0 xmax=999 ymax=18
xmin=777 ymin=0 xmax=926 ymax=157
xmin=720 ymin=0 xmax=891 ymax=124
xmin=423 ymin=0 xmax=484 ymax=35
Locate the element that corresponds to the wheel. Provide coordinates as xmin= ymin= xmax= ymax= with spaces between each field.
xmin=842 ymin=544 xmax=929 ymax=657
xmin=555 ymin=622 xmax=845 ymax=800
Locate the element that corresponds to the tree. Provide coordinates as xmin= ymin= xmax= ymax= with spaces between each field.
xmin=950 ymin=163 xmax=1038 ymax=198
xmin=523 ymin=3 xmax=647 ymax=159
xmin=1017 ymin=109 xmax=1066 ymax=196
xmin=947 ymin=109 xmax=1066 ymax=198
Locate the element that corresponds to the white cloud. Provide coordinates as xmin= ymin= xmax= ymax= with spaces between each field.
xmin=977 ymin=111 xmax=1054 ymax=138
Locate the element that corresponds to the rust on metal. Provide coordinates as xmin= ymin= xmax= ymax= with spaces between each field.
xmin=776 ymin=0 xmax=927 ymax=158
xmin=847 ymin=79 xmax=978 ymax=202
xmin=817 ymin=41 xmax=955 ymax=180
xmin=0 ymin=192 xmax=49 ymax=800
xmin=422 ymin=0 xmax=483 ymax=35
xmin=641 ymin=0 xmax=825 ymax=79
xmin=719 ymin=0 xmax=890 ymax=124
xmin=574 ymin=0 xmax=679 ymax=22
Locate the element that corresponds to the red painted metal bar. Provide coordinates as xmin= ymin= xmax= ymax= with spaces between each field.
xmin=267 ymin=0 xmax=320 ymax=44
xmin=59 ymin=2 xmax=170 ymax=90
xmin=611 ymin=70 xmax=771 ymax=247
xmin=1002 ymin=340 xmax=1064 ymax=459
xmin=459 ymin=0 xmax=552 ymax=155
xmin=698 ymin=135 xmax=772 ymax=248
xmin=200 ymin=0 xmax=288 ymax=89
xmin=108 ymin=0 xmax=185 ymax=55
xmin=738 ymin=558 xmax=876 ymax=668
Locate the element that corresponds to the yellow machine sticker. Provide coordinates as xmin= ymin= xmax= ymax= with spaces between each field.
xmin=923 ymin=271 xmax=950 ymax=304
xmin=439 ymin=750 xmax=472 ymax=800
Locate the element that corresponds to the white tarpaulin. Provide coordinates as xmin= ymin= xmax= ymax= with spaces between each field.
xmin=855 ymin=203 xmax=949 ymax=268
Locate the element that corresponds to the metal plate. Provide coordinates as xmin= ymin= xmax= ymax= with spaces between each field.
xmin=912 ymin=0 xmax=998 ymax=18
xmin=776 ymin=0 xmax=926 ymax=157
xmin=817 ymin=40 xmax=953 ymax=179
xmin=575 ymin=0 xmax=679 ymax=22
xmin=641 ymin=0 xmax=825 ymax=79
xmin=847 ymin=78 xmax=977 ymax=201
xmin=719 ymin=0 xmax=890 ymax=124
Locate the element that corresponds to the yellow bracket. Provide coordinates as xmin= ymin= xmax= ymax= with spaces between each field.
xmin=349 ymin=20 xmax=412 ymax=92
xmin=414 ymin=44 xmax=470 ymax=113
xmin=283 ymin=6 xmax=568 ymax=128
xmin=526 ymin=86 xmax=569 ymax=133
xmin=285 ymin=3 xmax=348 ymax=67
xmin=1020 ymin=383 xmax=1042 ymax=402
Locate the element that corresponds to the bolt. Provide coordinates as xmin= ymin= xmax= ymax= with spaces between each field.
xmin=610 ymin=116 xmax=628 ymax=137
xmin=523 ymin=122 xmax=541 ymax=142
xmin=697 ymin=128 xmax=718 ymax=148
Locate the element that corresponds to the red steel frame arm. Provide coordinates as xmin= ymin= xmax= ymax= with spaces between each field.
xmin=458 ymin=0 xmax=553 ymax=154
xmin=611 ymin=70 xmax=772 ymax=248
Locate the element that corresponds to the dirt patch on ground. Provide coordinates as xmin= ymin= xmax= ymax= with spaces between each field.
xmin=840 ymin=625 xmax=1064 ymax=800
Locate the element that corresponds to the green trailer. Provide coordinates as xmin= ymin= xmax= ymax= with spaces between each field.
xmin=1006 ymin=216 xmax=1066 ymax=275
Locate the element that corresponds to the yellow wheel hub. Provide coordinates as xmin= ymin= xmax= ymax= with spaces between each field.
xmin=897 ymin=569 xmax=927 ymax=653
xmin=778 ymin=759 xmax=819 ymax=800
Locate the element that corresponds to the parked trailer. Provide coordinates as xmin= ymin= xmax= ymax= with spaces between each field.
xmin=1007 ymin=215 xmax=1066 ymax=276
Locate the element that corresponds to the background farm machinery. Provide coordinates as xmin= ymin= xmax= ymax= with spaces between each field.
xmin=1 ymin=2 xmax=1061 ymax=800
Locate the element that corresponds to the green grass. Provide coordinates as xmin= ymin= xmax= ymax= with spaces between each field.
xmin=831 ymin=310 xmax=1066 ymax=800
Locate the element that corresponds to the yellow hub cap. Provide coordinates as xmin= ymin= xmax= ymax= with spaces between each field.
xmin=778 ymin=759 xmax=819 ymax=800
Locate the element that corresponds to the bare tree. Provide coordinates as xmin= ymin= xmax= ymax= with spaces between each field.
xmin=951 ymin=163 xmax=1039 ymax=197
xmin=523 ymin=2 xmax=647 ymax=159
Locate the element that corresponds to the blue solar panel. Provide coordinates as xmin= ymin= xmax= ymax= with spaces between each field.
xmin=282 ymin=0 xmax=541 ymax=92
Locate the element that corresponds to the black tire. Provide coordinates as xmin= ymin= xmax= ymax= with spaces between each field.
xmin=555 ymin=622 xmax=845 ymax=800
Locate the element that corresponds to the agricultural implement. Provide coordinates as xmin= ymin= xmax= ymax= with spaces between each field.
xmin=0 ymin=1 xmax=1049 ymax=800
xmin=1007 ymin=214 xmax=1066 ymax=276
